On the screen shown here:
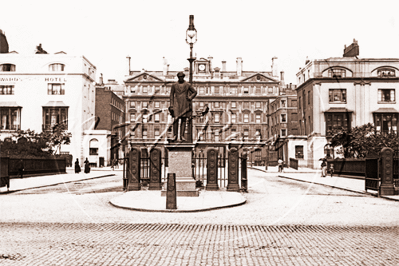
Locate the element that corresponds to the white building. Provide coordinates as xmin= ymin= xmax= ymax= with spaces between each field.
xmin=295 ymin=42 xmax=399 ymax=168
xmin=0 ymin=52 xmax=97 ymax=163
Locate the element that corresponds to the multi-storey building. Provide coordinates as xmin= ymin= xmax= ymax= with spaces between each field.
xmin=0 ymin=50 xmax=97 ymax=164
xmin=267 ymin=83 xmax=300 ymax=165
xmin=296 ymin=40 xmax=399 ymax=168
xmin=123 ymin=56 xmax=284 ymax=165
xmin=92 ymin=85 xmax=126 ymax=167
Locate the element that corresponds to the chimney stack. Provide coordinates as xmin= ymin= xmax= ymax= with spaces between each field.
xmin=126 ymin=55 xmax=131 ymax=76
xmin=163 ymin=57 xmax=169 ymax=76
xmin=236 ymin=57 xmax=243 ymax=76
xmin=343 ymin=39 xmax=359 ymax=57
xmin=222 ymin=61 xmax=227 ymax=72
xmin=271 ymin=57 xmax=278 ymax=77
xmin=280 ymin=71 xmax=285 ymax=86
xmin=208 ymin=56 xmax=213 ymax=73
xmin=0 ymin=29 xmax=9 ymax=53
xmin=99 ymin=73 xmax=104 ymax=85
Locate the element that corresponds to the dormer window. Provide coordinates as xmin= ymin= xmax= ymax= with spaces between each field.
xmin=377 ymin=68 xmax=396 ymax=78
xmin=0 ymin=64 xmax=16 ymax=72
xmin=49 ymin=63 xmax=65 ymax=72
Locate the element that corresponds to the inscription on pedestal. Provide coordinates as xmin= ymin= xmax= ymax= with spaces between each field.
xmin=169 ymin=150 xmax=192 ymax=178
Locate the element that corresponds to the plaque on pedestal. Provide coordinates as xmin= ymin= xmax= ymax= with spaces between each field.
xmin=162 ymin=144 xmax=199 ymax=197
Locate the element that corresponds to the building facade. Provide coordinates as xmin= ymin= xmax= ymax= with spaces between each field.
xmin=267 ymin=83 xmax=300 ymax=166
xmin=123 ymin=56 xmax=284 ymax=165
xmin=0 ymin=52 xmax=97 ymax=163
xmin=296 ymin=43 xmax=399 ymax=168
xmin=93 ymin=85 xmax=126 ymax=166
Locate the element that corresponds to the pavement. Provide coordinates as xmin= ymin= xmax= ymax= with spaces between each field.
xmin=251 ymin=165 xmax=399 ymax=202
xmin=0 ymin=167 xmax=118 ymax=193
xmin=1 ymin=165 xmax=398 ymax=214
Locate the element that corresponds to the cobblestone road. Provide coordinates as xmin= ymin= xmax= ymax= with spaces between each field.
xmin=0 ymin=223 xmax=398 ymax=266
xmin=1 ymin=170 xmax=399 ymax=265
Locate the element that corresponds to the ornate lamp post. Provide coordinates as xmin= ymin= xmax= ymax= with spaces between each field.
xmin=186 ymin=15 xmax=197 ymax=84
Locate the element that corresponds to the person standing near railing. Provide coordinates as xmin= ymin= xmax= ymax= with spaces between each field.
xmin=321 ymin=157 xmax=327 ymax=177
xmin=278 ymin=158 xmax=284 ymax=173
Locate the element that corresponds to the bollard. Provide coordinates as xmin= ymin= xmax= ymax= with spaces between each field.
xmin=166 ymin=173 xmax=177 ymax=209
xmin=241 ymin=154 xmax=248 ymax=192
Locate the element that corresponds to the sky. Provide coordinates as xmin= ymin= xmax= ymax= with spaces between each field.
xmin=1 ymin=0 xmax=398 ymax=85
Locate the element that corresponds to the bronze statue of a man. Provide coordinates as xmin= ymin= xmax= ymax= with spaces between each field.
xmin=169 ymin=72 xmax=197 ymax=141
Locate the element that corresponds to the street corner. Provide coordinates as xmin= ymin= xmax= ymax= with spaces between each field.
xmin=109 ymin=190 xmax=246 ymax=213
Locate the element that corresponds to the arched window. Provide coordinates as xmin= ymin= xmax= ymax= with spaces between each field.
xmin=49 ymin=63 xmax=65 ymax=72
xmin=377 ymin=68 xmax=396 ymax=77
xmin=328 ymin=68 xmax=346 ymax=78
xmin=89 ymin=139 xmax=99 ymax=155
xmin=0 ymin=64 xmax=16 ymax=72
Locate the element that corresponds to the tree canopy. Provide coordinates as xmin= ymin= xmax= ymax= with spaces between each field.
xmin=329 ymin=123 xmax=399 ymax=158
xmin=0 ymin=123 xmax=71 ymax=158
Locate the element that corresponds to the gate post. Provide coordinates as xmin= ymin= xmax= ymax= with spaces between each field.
xmin=206 ymin=149 xmax=219 ymax=191
xmin=149 ymin=148 xmax=162 ymax=190
xmin=380 ymin=147 xmax=395 ymax=196
xmin=227 ymin=148 xmax=240 ymax=191
xmin=240 ymin=153 xmax=248 ymax=192
xmin=127 ymin=148 xmax=141 ymax=191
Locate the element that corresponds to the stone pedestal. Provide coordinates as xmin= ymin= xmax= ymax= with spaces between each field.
xmin=162 ymin=144 xmax=199 ymax=197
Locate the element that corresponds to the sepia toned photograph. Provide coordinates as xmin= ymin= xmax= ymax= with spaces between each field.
xmin=0 ymin=0 xmax=398 ymax=265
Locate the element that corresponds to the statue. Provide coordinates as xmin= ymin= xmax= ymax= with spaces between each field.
xmin=169 ymin=72 xmax=197 ymax=142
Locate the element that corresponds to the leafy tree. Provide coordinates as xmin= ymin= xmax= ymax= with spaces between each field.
xmin=330 ymin=123 xmax=399 ymax=158
xmin=0 ymin=123 xmax=71 ymax=158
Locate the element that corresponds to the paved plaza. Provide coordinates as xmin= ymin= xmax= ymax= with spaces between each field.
xmin=0 ymin=167 xmax=398 ymax=265
xmin=0 ymin=223 xmax=397 ymax=266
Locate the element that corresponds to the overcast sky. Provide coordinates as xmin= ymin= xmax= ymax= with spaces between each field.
xmin=1 ymin=0 xmax=398 ymax=85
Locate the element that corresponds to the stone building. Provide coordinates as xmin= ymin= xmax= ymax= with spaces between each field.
xmin=0 ymin=50 xmax=97 ymax=164
xmin=296 ymin=40 xmax=399 ymax=168
xmin=123 ymin=56 xmax=284 ymax=165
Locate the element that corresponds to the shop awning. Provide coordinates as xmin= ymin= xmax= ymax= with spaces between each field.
xmin=324 ymin=107 xmax=353 ymax=113
xmin=0 ymin=101 xmax=21 ymax=107
xmin=42 ymin=101 xmax=68 ymax=107
xmin=372 ymin=108 xmax=399 ymax=113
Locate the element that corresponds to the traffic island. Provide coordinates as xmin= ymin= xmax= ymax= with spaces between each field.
xmin=109 ymin=190 xmax=246 ymax=212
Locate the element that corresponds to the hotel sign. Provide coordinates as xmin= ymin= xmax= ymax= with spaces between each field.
xmin=0 ymin=76 xmax=68 ymax=82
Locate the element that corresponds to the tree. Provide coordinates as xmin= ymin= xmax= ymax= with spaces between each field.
xmin=330 ymin=123 xmax=399 ymax=158
xmin=0 ymin=123 xmax=71 ymax=158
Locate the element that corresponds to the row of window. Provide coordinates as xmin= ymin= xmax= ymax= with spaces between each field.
xmin=0 ymin=84 xmax=66 ymax=95
xmin=325 ymin=112 xmax=398 ymax=136
xmin=130 ymin=127 xmax=263 ymax=142
xmin=299 ymin=89 xmax=396 ymax=109
xmin=128 ymin=85 xmax=278 ymax=95
xmin=1 ymin=107 xmax=68 ymax=131
xmin=0 ymin=63 xmax=65 ymax=72
xmin=111 ymin=97 xmax=124 ymax=110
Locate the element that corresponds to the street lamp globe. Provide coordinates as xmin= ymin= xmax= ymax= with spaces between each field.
xmin=186 ymin=15 xmax=197 ymax=45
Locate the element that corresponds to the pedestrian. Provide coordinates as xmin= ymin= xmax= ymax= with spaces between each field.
xmin=17 ymin=159 xmax=24 ymax=178
xmin=113 ymin=158 xmax=118 ymax=170
xmin=84 ymin=158 xmax=90 ymax=174
xmin=74 ymin=158 xmax=81 ymax=174
xmin=321 ymin=157 xmax=327 ymax=177
xmin=277 ymin=158 xmax=284 ymax=173
xmin=329 ymin=163 xmax=334 ymax=177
